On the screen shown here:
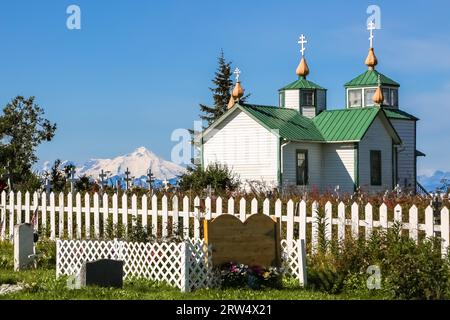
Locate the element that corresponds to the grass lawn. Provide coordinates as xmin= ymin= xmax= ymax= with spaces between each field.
xmin=0 ymin=241 xmax=384 ymax=300
xmin=0 ymin=267 xmax=386 ymax=300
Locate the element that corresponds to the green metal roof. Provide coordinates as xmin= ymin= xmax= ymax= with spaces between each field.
xmin=345 ymin=70 xmax=400 ymax=88
xmin=313 ymin=108 xmax=380 ymax=141
xmin=280 ymin=76 xmax=325 ymax=91
xmin=384 ymin=108 xmax=419 ymax=121
xmin=239 ymin=104 xmax=324 ymax=142
xmin=202 ymin=103 xmax=401 ymax=144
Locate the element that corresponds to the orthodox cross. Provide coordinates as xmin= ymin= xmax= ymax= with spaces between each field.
xmin=68 ymin=167 xmax=77 ymax=194
xmin=298 ymin=34 xmax=307 ymax=56
xmin=99 ymin=169 xmax=109 ymax=189
xmin=234 ymin=68 xmax=241 ymax=82
xmin=44 ymin=178 xmax=52 ymax=195
xmin=163 ymin=178 xmax=169 ymax=191
xmin=124 ymin=168 xmax=132 ymax=191
xmin=368 ymin=20 xmax=376 ymax=48
xmin=146 ymin=168 xmax=154 ymax=192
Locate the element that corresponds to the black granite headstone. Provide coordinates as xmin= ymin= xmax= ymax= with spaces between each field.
xmin=78 ymin=259 xmax=124 ymax=289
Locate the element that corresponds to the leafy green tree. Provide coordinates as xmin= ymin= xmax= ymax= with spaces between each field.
xmin=49 ymin=159 xmax=66 ymax=192
xmin=0 ymin=96 xmax=56 ymax=189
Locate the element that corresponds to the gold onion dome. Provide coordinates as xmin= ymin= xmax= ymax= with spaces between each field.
xmin=373 ymin=85 xmax=384 ymax=105
xmin=365 ymin=47 xmax=378 ymax=70
xmin=232 ymin=81 xmax=244 ymax=100
xmin=227 ymin=95 xmax=235 ymax=109
xmin=296 ymin=57 xmax=310 ymax=78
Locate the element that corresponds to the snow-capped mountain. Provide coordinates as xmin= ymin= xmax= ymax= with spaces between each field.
xmin=418 ymin=170 xmax=450 ymax=193
xmin=75 ymin=147 xmax=185 ymax=180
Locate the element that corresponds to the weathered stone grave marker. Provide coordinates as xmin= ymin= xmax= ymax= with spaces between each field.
xmin=14 ymin=223 xmax=34 ymax=271
xmin=78 ymin=259 xmax=124 ymax=288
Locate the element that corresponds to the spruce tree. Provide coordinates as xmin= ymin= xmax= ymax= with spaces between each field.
xmin=199 ymin=50 xmax=233 ymax=126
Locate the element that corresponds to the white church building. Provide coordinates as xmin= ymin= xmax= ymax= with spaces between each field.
xmin=199 ymin=28 xmax=424 ymax=194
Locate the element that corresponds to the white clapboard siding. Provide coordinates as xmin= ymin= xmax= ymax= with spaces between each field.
xmin=282 ymin=142 xmax=322 ymax=190
xmin=321 ymin=143 xmax=356 ymax=194
xmin=202 ymin=108 xmax=278 ymax=188
xmin=0 ymin=191 xmax=449 ymax=258
xmin=284 ymin=90 xmax=300 ymax=110
xmin=390 ymin=119 xmax=416 ymax=187
xmin=359 ymin=117 xmax=394 ymax=193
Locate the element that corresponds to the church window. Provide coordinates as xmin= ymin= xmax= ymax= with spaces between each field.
xmin=391 ymin=89 xmax=398 ymax=107
xmin=301 ymin=90 xmax=314 ymax=106
xmin=382 ymin=88 xmax=390 ymax=106
xmin=370 ymin=150 xmax=382 ymax=186
xmin=364 ymin=88 xmax=376 ymax=107
xmin=296 ymin=150 xmax=308 ymax=186
xmin=348 ymin=89 xmax=362 ymax=107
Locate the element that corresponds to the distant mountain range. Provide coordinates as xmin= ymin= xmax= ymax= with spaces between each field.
xmin=418 ymin=170 xmax=450 ymax=193
xmin=41 ymin=147 xmax=186 ymax=188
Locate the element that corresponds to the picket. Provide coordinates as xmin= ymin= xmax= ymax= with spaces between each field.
xmin=50 ymin=193 xmax=56 ymax=240
xmin=441 ymin=207 xmax=450 ymax=256
xmin=409 ymin=205 xmax=418 ymax=243
xmin=67 ymin=193 xmax=73 ymax=239
xmin=311 ymin=201 xmax=318 ymax=252
xmin=182 ymin=196 xmax=190 ymax=239
xmin=85 ymin=193 xmax=91 ymax=239
xmin=325 ymin=202 xmax=332 ymax=242
xmin=194 ymin=196 xmax=200 ymax=239
xmin=152 ymin=195 xmax=158 ymax=237
xmin=9 ymin=192 xmax=14 ymax=238
xmin=338 ymin=202 xmax=345 ymax=241
xmin=351 ymin=203 xmax=359 ymax=239
xmin=380 ymin=203 xmax=388 ymax=229
xmin=299 ymin=201 xmax=307 ymax=242
xmin=122 ymin=194 xmax=128 ymax=235
xmin=59 ymin=192 xmax=65 ymax=239
xmin=263 ymin=198 xmax=270 ymax=216
xmin=251 ymin=198 xmax=258 ymax=215
xmin=239 ymin=198 xmax=246 ymax=222
xmin=142 ymin=195 xmax=148 ymax=228
xmin=25 ymin=192 xmax=30 ymax=223
xmin=76 ymin=193 xmax=82 ymax=239
xmin=0 ymin=192 xmax=6 ymax=240
xmin=93 ymin=193 xmax=100 ymax=239
xmin=425 ymin=206 xmax=434 ymax=238
xmin=102 ymin=193 xmax=109 ymax=236
xmin=286 ymin=200 xmax=294 ymax=249
xmin=17 ymin=191 xmax=22 ymax=224
xmin=172 ymin=195 xmax=178 ymax=235
xmin=131 ymin=195 xmax=138 ymax=228
xmin=216 ymin=197 xmax=222 ymax=216
xmin=365 ymin=203 xmax=373 ymax=240
xmin=112 ymin=193 xmax=118 ymax=228
xmin=32 ymin=192 xmax=39 ymax=232
xmin=228 ymin=197 xmax=234 ymax=215
xmin=162 ymin=195 xmax=169 ymax=238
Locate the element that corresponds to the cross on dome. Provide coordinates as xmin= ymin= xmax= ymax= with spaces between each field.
xmin=234 ymin=68 xmax=241 ymax=82
xmin=298 ymin=34 xmax=307 ymax=56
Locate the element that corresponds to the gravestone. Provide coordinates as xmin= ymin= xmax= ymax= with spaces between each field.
xmin=78 ymin=259 xmax=124 ymax=288
xmin=14 ymin=223 xmax=34 ymax=271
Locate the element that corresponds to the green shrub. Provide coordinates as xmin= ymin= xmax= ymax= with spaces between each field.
xmin=307 ymin=224 xmax=450 ymax=299
xmin=178 ymin=164 xmax=240 ymax=194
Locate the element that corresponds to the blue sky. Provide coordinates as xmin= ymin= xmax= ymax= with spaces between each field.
xmin=0 ymin=0 xmax=449 ymax=176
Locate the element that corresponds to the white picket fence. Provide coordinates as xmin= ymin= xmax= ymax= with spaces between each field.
xmin=1 ymin=191 xmax=449 ymax=255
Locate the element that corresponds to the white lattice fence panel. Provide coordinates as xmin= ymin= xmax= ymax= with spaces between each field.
xmin=56 ymin=239 xmax=213 ymax=291
xmin=281 ymin=239 xmax=307 ymax=286
xmin=185 ymin=239 xmax=214 ymax=291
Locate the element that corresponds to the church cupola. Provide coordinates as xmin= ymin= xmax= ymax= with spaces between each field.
xmin=279 ymin=34 xmax=327 ymax=119
xmin=228 ymin=68 xmax=245 ymax=109
xmin=345 ymin=21 xmax=400 ymax=109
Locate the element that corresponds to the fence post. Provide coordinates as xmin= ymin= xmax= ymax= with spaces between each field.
xmin=299 ymin=201 xmax=306 ymax=243
xmin=181 ymin=241 xmax=191 ymax=293
xmin=162 ymin=195 xmax=169 ymax=238
xmin=183 ymin=196 xmax=190 ymax=239
xmin=338 ymin=202 xmax=345 ymax=241
xmin=76 ymin=193 xmax=82 ymax=239
xmin=9 ymin=191 xmax=15 ymax=240
xmin=425 ymin=206 xmax=434 ymax=238
xmin=68 ymin=193 xmax=73 ymax=240
xmin=50 ymin=192 xmax=56 ymax=240
xmin=25 ymin=191 xmax=30 ymax=223
xmin=194 ymin=196 xmax=201 ymax=239
xmin=172 ymin=195 xmax=179 ymax=235
xmin=59 ymin=192 xmax=65 ymax=239
xmin=298 ymin=239 xmax=307 ymax=287
xmin=351 ymin=202 xmax=359 ymax=239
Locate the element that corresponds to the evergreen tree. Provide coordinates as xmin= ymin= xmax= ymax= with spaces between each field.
xmin=199 ymin=50 xmax=234 ymax=126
